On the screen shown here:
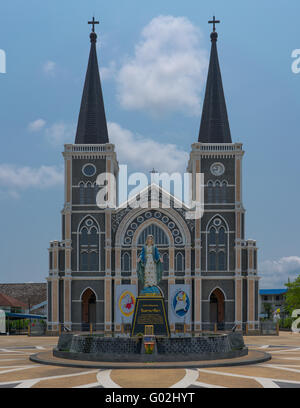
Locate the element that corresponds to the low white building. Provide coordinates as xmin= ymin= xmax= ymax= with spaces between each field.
xmin=259 ymin=289 xmax=287 ymax=319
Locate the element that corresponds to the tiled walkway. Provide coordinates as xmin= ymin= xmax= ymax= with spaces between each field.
xmin=0 ymin=332 xmax=299 ymax=388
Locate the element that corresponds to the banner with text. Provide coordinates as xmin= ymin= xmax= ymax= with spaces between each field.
xmin=115 ymin=285 xmax=137 ymax=324
xmin=168 ymin=285 xmax=192 ymax=324
xmin=0 ymin=309 xmax=6 ymax=333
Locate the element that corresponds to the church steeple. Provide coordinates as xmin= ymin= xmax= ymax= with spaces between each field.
xmin=75 ymin=18 xmax=109 ymax=144
xmin=198 ymin=17 xmax=232 ymax=143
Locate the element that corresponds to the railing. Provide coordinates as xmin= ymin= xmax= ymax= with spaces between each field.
xmin=200 ymin=322 xmax=235 ymax=332
xmin=64 ymin=144 xmax=114 ymax=153
xmin=195 ymin=143 xmax=242 ymax=152
xmin=190 ymin=143 xmax=243 ymax=155
xmin=53 ymin=321 xmax=273 ymax=336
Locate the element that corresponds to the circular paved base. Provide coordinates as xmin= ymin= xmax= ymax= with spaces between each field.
xmin=30 ymin=349 xmax=271 ymax=370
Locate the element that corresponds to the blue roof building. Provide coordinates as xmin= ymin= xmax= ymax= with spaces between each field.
xmin=259 ymin=289 xmax=287 ymax=318
xmin=259 ymin=289 xmax=287 ymax=296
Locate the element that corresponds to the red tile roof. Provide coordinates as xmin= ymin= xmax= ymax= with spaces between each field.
xmin=0 ymin=293 xmax=27 ymax=308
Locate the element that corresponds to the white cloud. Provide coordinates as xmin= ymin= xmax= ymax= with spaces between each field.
xmin=259 ymin=256 xmax=300 ymax=288
xmin=108 ymin=121 xmax=188 ymax=174
xmin=0 ymin=164 xmax=64 ymax=198
xmin=100 ymin=61 xmax=117 ymax=80
xmin=27 ymin=119 xmax=75 ymax=147
xmin=44 ymin=122 xmax=75 ymax=147
xmin=28 ymin=119 xmax=46 ymax=132
xmin=43 ymin=60 xmax=57 ymax=76
xmin=116 ymin=15 xmax=208 ymax=116
xmin=0 ymin=189 xmax=20 ymax=200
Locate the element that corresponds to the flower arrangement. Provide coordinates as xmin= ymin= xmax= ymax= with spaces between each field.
xmin=144 ymin=341 xmax=155 ymax=354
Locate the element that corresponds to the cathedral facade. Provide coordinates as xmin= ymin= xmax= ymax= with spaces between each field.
xmin=47 ymin=23 xmax=259 ymax=334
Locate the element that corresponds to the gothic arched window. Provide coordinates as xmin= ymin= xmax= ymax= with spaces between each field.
xmin=78 ymin=182 xmax=98 ymax=205
xmin=89 ymin=227 xmax=98 ymax=246
xmin=218 ymin=251 xmax=226 ymax=271
xmin=208 ymin=251 xmax=216 ymax=271
xmin=80 ymin=251 xmax=88 ymax=271
xmin=79 ymin=218 xmax=99 ymax=271
xmin=207 ymin=181 xmax=214 ymax=203
xmin=162 ymin=252 xmax=169 ymax=272
xmin=90 ymin=251 xmax=99 ymax=271
xmin=221 ymin=181 xmax=227 ymax=203
xmin=79 ymin=182 xmax=85 ymax=204
xmin=86 ymin=182 xmax=93 ymax=204
xmin=208 ymin=227 xmax=216 ymax=245
xmin=207 ymin=217 xmax=228 ymax=271
xmin=137 ymin=224 xmax=169 ymax=246
xmin=121 ymin=252 xmax=131 ymax=272
xmin=175 ymin=252 xmax=184 ymax=272
xmin=215 ymin=181 xmax=221 ymax=203
xmin=93 ymin=182 xmax=100 ymax=204
xmin=219 ymin=227 xmax=226 ymax=245
xmin=80 ymin=227 xmax=88 ymax=245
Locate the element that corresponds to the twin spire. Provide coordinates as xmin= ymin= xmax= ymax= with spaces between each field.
xmin=75 ymin=16 xmax=232 ymax=145
xmin=198 ymin=16 xmax=232 ymax=143
xmin=75 ymin=17 xmax=109 ymax=144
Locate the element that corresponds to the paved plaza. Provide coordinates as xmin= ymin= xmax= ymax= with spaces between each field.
xmin=0 ymin=332 xmax=299 ymax=388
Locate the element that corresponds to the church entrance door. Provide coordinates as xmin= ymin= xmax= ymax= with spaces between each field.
xmin=209 ymin=288 xmax=225 ymax=329
xmin=81 ymin=288 xmax=96 ymax=329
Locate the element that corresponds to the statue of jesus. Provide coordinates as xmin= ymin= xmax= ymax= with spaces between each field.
xmin=137 ymin=234 xmax=163 ymax=295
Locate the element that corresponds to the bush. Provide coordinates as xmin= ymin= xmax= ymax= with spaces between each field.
xmin=279 ymin=317 xmax=294 ymax=329
xmin=6 ymin=319 xmax=30 ymax=332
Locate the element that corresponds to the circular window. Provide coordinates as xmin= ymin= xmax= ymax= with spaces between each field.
xmin=210 ymin=162 xmax=225 ymax=176
xmin=213 ymin=218 xmax=222 ymax=226
xmin=85 ymin=219 xmax=93 ymax=227
xmin=82 ymin=163 xmax=96 ymax=177
xmin=145 ymin=211 xmax=152 ymax=219
xmin=162 ymin=216 xmax=169 ymax=223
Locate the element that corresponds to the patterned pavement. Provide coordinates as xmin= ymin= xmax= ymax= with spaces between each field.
xmin=0 ymin=333 xmax=299 ymax=388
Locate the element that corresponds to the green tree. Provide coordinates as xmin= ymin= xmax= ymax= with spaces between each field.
xmin=263 ymin=302 xmax=273 ymax=319
xmin=285 ymin=275 xmax=300 ymax=315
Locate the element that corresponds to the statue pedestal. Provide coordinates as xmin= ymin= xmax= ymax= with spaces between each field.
xmin=131 ymin=295 xmax=170 ymax=337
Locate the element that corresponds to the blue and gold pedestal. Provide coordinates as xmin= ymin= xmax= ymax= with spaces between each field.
xmin=131 ymin=290 xmax=170 ymax=337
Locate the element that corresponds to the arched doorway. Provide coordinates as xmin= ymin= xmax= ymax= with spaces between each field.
xmin=81 ymin=288 xmax=96 ymax=327
xmin=209 ymin=288 xmax=225 ymax=328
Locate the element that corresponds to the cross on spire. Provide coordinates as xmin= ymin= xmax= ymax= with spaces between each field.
xmin=88 ymin=16 xmax=99 ymax=32
xmin=208 ymin=16 xmax=220 ymax=32
xmin=150 ymin=168 xmax=158 ymax=174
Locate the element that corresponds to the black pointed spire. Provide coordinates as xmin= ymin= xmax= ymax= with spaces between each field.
xmin=75 ymin=19 xmax=109 ymax=144
xmin=198 ymin=18 xmax=232 ymax=143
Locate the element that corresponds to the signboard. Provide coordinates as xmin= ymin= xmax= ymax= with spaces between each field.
xmin=131 ymin=296 xmax=170 ymax=336
xmin=169 ymin=285 xmax=192 ymax=324
xmin=115 ymin=285 xmax=137 ymax=324
xmin=0 ymin=309 xmax=6 ymax=334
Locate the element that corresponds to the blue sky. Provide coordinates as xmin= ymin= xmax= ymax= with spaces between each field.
xmin=0 ymin=0 xmax=299 ymax=287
